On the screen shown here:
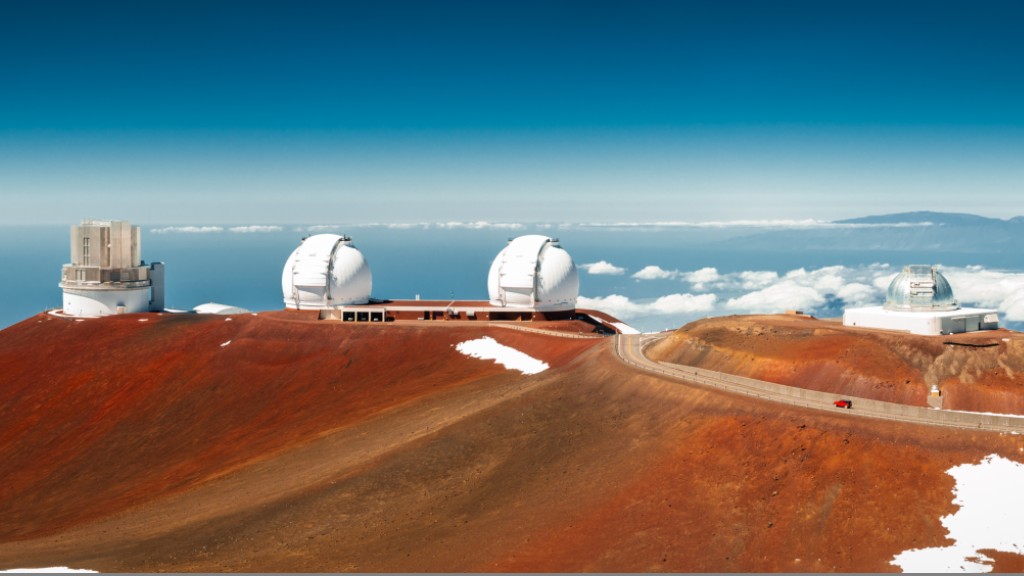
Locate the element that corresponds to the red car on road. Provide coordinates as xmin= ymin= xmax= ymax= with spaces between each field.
xmin=833 ymin=399 xmax=853 ymax=409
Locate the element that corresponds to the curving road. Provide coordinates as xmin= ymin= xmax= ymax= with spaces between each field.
xmin=614 ymin=333 xmax=1024 ymax=434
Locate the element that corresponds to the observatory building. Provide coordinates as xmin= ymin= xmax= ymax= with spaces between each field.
xmin=487 ymin=235 xmax=579 ymax=317
xmin=281 ymin=234 xmax=372 ymax=309
xmin=59 ymin=219 xmax=165 ymax=317
xmin=843 ymin=265 xmax=998 ymax=336
xmin=278 ymin=232 xmax=627 ymax=331
xmin=277 ymin=233 xmax=611 ymax=322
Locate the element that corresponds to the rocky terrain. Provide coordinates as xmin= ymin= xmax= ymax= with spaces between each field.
xmin=0 ymin=310 xmax=1021 ymax=572
xmin=647 ymin=313 xmax=1024 ymax=414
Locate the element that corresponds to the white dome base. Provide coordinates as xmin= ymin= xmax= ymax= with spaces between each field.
xmin=62 ymin=286 xmax=152 ymax=318
xmin=843 ymin=306 xmax=999 ymax=336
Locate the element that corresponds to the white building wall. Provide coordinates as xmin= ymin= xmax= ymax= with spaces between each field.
xmin=843 ymin=306 xmax=999 ymax=336
xmin=62 ymin=286 xmax=152 ymax=318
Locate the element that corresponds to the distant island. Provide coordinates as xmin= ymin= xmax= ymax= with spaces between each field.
xmin=713 ymin=211 xmax=1024 ymax=253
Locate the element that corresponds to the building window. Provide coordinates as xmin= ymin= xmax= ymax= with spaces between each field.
xmin=82 ymin=237 xmax=90 ymax=266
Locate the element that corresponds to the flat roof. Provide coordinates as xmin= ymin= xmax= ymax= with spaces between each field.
xmin=845 ymin=305 xmax=999 ymax=319
xmin=338 ymin=299 xmax=563 ymax=312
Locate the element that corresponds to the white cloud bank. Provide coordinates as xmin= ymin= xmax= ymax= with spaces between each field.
xmin=633 ymin=265 xmax=680 ymax=280
xmin=150 ymin=226 xmax=224 ymax=234
xmin=228 ymin=225 xmax=283 ymax=233
xmin=686 ymin=267 xmax=722 ymax=290
xmin=581 ymin=261 xmax=626 ymax=275
xmin=296 ymin=219 xmax=937 ymax=233
xmin=151 ymin=225 xmax=284 ymax=234
xmin=455 ymin=337 xmax=549 ymax=375
xmin=577 ymin=293 xmax=718 ymax=319
xmin=298 ymin=224 xmax=346 ymax=232
xmin=632 ymin=267 xmax=722 ymax=287
xmin=437 ymin=221 xmax=525 ymax=230
xmin=585 ymin=263 xmax=1024 ymax=332
xmin=174 ymin=219 xmax=937 ymax=235
xmin=726 ymin=281 xmax=826 ymax=312
xmin=571 ymin=220 xmax=936 ymax=230
xmin=722 ymin=266 xmax=867 ymax=312
xmin=945 ymin=266 xmax=1024 ymax=322
xmin=162 ymin=222 xmax=526 ymax=235
xmin=338 ymin=221 xmax=526 ymax=230
xmin=891 ymin=453 xmax=1024 ymax=573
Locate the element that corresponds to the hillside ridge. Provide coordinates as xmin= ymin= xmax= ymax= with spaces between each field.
xmin=0 ymin=311 xmax=1022 ymax=572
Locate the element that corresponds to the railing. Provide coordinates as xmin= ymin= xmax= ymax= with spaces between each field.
xmin=490 ymin=323 xmax=607 ymax=339
xmin=59 ymin=279 xmax=153 ymax=289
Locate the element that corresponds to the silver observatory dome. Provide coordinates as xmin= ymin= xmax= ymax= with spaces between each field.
xmin=884 ymin=265 xmax=958 ymax=312
xmin=281 ymin=234 xmax=372 ymax=309
xmin=487 ymin=235 xmax=579 ymax=311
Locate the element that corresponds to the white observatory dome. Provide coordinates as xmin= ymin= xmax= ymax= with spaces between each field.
xmin=487 ymin=235 xmax=579 ymax=311
xmin=282 ymin=234 xmax=372 ymax=309
xmin=884 ymin=265 xmax=958 ymax=312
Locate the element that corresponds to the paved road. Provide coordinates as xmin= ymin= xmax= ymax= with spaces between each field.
xmin=615 ymin=333 xmax=1024 ymax=433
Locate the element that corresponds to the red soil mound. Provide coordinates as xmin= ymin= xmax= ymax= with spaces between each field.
xmin=647 ymin=314 xmax=1024 ymax=413
xmin=0 ymin=311 xmax=1021 ymax=572
xmin=0 ymin=311 xmax=597 ymax=542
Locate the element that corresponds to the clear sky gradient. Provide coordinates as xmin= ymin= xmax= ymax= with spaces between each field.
xmin=1 ymin=0 xmax=1022 ymax=224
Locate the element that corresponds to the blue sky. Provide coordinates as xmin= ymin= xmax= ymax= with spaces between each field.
xmin=1 ymin=0 xmax=1022 ymax=225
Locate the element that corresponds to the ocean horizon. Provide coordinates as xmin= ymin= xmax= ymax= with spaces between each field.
xmin=4 ymin=220 xmax=1024 ymax=333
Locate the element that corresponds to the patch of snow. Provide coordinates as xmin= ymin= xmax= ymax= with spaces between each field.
xmin=220 ymin=340 xmax=232 ymax=348
xmin=0 ymin=565 xmax=96 ymax=569
xmin=455 ymin=337 xmax=549 ymax=375
xmin=611 ymin=322 xmax=641 ymax=335
xmin=193 ymin=302 xmax=250 ymax=315
xmin=891 ymin=453 xmax=1024 ymax=573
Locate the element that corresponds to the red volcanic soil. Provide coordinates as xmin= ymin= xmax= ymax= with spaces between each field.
xmin=0 ymin=310 xmax=1023 ymax=572
xmin=647 ymin=313 xmax=1024 ymax=414
xmin=0 ymin=311 xmax=596 ymax=543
